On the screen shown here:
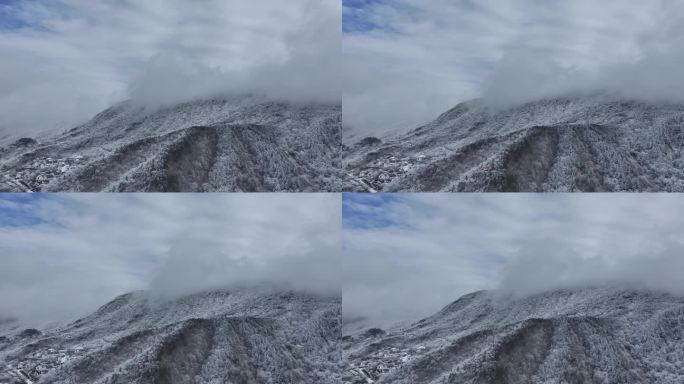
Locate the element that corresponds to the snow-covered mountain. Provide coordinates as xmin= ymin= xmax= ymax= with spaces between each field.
xmin=0 ymin=289 xmax=342 ymax=384
xmin=0 ymin=96 xmax=342 ymax=192
xmin=343 ymin=287 xmax=684 ymax=384
xmin=345 ymin=94 xmax=684 ymax=192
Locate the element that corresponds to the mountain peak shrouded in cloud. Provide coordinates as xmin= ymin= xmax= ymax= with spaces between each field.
xmin=0 ymin=0 xmax=340 ymax=137
xmin=128 ymin=0 xmax=342 ymax=108
xmin=0 ymin=194 xmax=340 ymax=328
xmin=343 ymin=194 xmax=684 ymax=327
xmin=343 ymin=0 xmax=684 ymax=137
xmin=482 ymin=42 xmax=684 ymax=110
xmin=498 ymin=237 xmax=684 ymax=298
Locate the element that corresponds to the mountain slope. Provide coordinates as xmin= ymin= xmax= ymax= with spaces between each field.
xmin=345 ymin=95 xmax=684 ymax=192
xmin=0 ymin=289 xmax=342 ymax=384
xmin=343 ymin=287 xmax=684 ymax=384
xmin=0 ymin=96 xmax=342 ymax=192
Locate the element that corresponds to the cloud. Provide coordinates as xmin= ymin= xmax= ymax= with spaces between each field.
xmin=0 ymin=0 xmax=340 ymax=138
xmin=342 ymin=194 xmax=684 ymax=328
xmin=343 ymin=0 xmax=684 ymax=137
xmin=342 ymin=194 xmax=508 ymax=328
xmin=0 ymin=194 xmax=340 ymax=328
xmin=128 ymin=0 xmax=342 ymax=108
xmin=499 ymin=233 xmax=684 ymax=297
xmin=148 ymin=194 xmax=341 ymax=299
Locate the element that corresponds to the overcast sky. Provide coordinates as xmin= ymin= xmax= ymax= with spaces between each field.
xmin=343 ymin=193 xmax=684 ymax=328
xmin=343 ymin=0 xmax=684 ymax=138
xmin=0 ymin=0 xmax=340 ymax=137
xmin=0 ymin=194 xmax=340 ymax=328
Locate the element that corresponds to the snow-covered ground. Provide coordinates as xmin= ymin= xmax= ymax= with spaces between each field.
xmin=0 ymin=96 xmax=342 ymax=192
xmin=0 ymin=288 xmax=342 ymax=384
xmin=343 ymin=286 xmax=684 ymax=383
xmin=345 ymin=94 xmax=684 ymax=192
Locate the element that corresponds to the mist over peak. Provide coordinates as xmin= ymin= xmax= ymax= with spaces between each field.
xmin=344 ymin=0 xmax=684 ymax=137
xmin=343 ymin=194 xmax=684 ymax=327
xmin=498 ymin=238 xmax=684 ymax=298
xmin=0 ymin=194 xmax=340 ymax=328
xmin=482 ymin=43 xmax=684 ymax=110
xmin=0 ymin=0 xmax=340 ymax=137
xmin=127 ymin=0 xmax=342 ymax=109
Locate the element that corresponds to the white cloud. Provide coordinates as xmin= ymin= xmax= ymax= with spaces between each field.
xmin=0 ymin=0 xmax=340 ymax=138
xmin=0 ymin=194 xmax=340 ymax=328
xmin=344 ymin=0 xmax=684 ymax=137
xmin=343 ymin=194 xmax=684 ymax=327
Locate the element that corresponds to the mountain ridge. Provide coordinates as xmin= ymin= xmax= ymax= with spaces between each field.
xmin=0 ymin=288 xmax=342 ymax=384
xmin=345 ymin=94 xmax=684 ymax=192
xmin=0 ymin=96 xmax=342 ymax=192
xmin=344 ymin=286 xmax=684 ymax=383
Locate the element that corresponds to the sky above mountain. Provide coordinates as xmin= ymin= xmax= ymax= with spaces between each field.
xmin=0 ymin=0 xmax=340 ymax=137
xmin=343 ymin=193 xmax=684 ymax=328
xmin=343 ymin=0 xmax=684 ymax=137
xmin=0 ymin=194 xmax=340 ymax=327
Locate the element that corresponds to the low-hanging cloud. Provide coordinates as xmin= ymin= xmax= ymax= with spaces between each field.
xmin=150 ymin=235 xmax=341 ymax=300
xmin=128 ymin=0 xmax=342 ymax=108
xmin=343 ymin=0 xmax=684 ymax=138
xmin=499 ymin=237 xmax=684 ymax=297
xmin=343 ymin=194 xmax=684 ymax=328
xmin=0 ymin=0 xmax=340 ymax=138
xmin=0 ymin=194 xmax=340 ymax=329
xmin=482 ymin=40 xmax=684 ymax=109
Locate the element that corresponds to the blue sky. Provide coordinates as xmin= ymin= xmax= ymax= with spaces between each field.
xmin=0 ymin=1 xmax=28 ymax=31
xmin=0 ymin=194 xmax=54 ymax=227
xmin=342 ymin=0 xmax=385 ymax=33
xmin=343 ymin=193 xmax=405 ymax=229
